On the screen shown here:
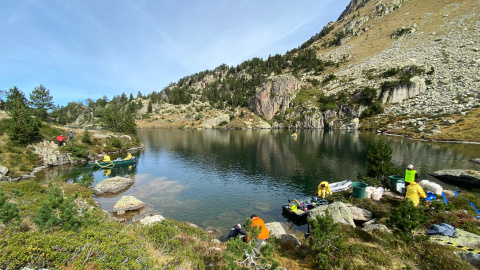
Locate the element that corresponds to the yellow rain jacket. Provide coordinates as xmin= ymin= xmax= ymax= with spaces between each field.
xmin=124 ymin=153 xmax=132 ymax=160
xmin=103 ymin=154 xmax=111 ymax=162
xmin=318 ymin=181 xmax=332 ymax=199
xmin=405 ymin=181 xmax=426 ymax=206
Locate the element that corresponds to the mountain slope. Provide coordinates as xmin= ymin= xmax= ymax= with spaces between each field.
xmin=124 ymin=0 xmax=479 ymax=140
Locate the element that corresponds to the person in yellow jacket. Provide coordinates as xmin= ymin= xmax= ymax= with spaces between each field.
xmin=124 ymin=152 xmax=132 ymax=160
xmin=405 ymin=164 xmax=418 ymax=187
xmin=318 ymin=181 xmax=332 ymax=199
xmin=103 ymin=153 xmax=111 ymax=162
xmin=405 ymin=181 xmax=426 ymax=206
xmin=247 ymin=214 xmax=269 ymax=247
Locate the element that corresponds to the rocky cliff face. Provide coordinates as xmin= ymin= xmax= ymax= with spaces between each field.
xmin=252 ymin=74 xmax=301 ymax=120
xmin=132 ymin=0 xmax=479 ymax=132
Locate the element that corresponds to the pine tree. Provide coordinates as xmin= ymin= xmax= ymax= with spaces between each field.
xmin=0 ymin=189 xmax=19 ymax=224
xmin=366 ymin=140 xmax=394 ymax=180
xmin=29 ymin=84 xmax=55 ymax=121
xmin=387 ymin=199 xmax=428 ymax=234
xmin=81 ymin=128 xmax=92 ymax=144
xmin=147 ymin=101 xmax=153 ymax=113
xmin=308 ymin=210 xmax=346 ymax=269
xmin=5 ymin=87 xmax=41 ymax=145
xmin=33 ymin=186 xmax=84 ymax=231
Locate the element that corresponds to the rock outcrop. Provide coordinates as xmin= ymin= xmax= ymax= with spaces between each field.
xmin=430 ymin=169 xmax=480 ymax=187
xmin=380 ymin=76 xmax=427 ymax=104
xmin=94 ymin=176 xmax=135 ymax=195
xmin=32 ymin=141 xmax=73 ymax=166
xmin=252 ymin=75 xmax=301 ymax=120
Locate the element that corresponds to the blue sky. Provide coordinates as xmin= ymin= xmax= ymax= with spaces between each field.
xmin=0 ymin=0 xmax=350 ymax=106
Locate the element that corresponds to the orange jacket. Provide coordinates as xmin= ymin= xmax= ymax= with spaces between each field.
xmin=247 ymin=217 xmax=269 ymax=241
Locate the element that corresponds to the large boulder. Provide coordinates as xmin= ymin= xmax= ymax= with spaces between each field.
xmin=265 ymin=222 xmax=287 ymax=238
xmin=347 ymin=205 xmax=373 ymax=222
xmin=430 ymin=169 xmax=480 ymax=187
xmin=94 ymin=176 xmax=134 ymax=195
xmin=308 ymin=201 xmax=355 ymax=227
xmin=426 ymin=228 xmax=480 ymax=253
xmin=113 ymin=196 xmax=145 ymax=213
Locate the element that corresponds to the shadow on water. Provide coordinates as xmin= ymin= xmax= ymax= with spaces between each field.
xmin=36 ymin=129 xmax=480 ymax=237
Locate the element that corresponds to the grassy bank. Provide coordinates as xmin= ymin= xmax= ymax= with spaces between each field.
xmin=1 ymin=178 xmax=479 ymax=269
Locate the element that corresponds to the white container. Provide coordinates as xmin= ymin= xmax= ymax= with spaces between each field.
xmin=396 ymin=182 xmax=405 ymax=193
xmin=372 ymin=192 xmax=382 ymax=201
xmin=365 ymin=188 xmax=372 ymax=199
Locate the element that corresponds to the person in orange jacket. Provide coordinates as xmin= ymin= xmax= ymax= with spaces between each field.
xmin=318 ymin=181 xmax=332 ymax=199
xmin=247 ymin=214 xmax=269 ymax=247
xmin=405 ymin=181 xmax=426 ymax=206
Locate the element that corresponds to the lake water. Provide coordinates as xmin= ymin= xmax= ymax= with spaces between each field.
xmin=38 ymin=129 xmax=480 ymax=236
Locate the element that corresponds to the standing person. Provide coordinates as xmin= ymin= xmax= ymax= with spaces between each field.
xmin=56 ymin=134 xmax=66 ymax=146
xmin=405 ymin=180 xmax=426 ymax=206
xmin=226 ymin=224 xmax=246 ymax=241
xmin=247 ymin=214 xmax=269 ymax=247
xmin=67 ymin=130 xmax=74 ymax=142
xmin=405 ymin=164 xmax=418 ymax=187
xmin=318 ymin=181 xmax=332 ymax=199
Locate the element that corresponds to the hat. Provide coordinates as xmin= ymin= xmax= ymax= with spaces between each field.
xmin=407 ymin=164 xmax=414 ymax=169
xmin=236 ymin=224 xmax=241 ymax=229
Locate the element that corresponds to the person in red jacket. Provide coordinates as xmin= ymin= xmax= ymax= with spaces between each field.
xmin=56 ymin=134 xmax=66 ymax=146
xmin=247 ymin=214 xmax=269 ymax=247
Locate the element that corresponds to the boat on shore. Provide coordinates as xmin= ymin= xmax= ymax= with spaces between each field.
xmin=88 ymin=158 xmax=137 ymax=169
xmin=281 ymin=180 xmax=353 ymax=224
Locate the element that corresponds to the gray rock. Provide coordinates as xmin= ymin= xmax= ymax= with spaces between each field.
xmin=113 ymin=196 xmax=145 ymax=213
xmin=308 ymin=201 xmax=355 ymax=227
xmin=363 ymin=224 xmax=391 ymax=233
xmin=265 ymin=222 xmax=287 ymax=238
xmin=279 ymin=234 xmax=301 ymax=249
xmin=470 ymin=158 xmax=480 ymax=165
xmin=139 ymin=215 xmax=166 ymax=226
xmin=459 ymin=252 xmax=480 ymax=268
xmin=443 ymin=119 xmax=456 ymax=125
xmin=347 ymin=205 xmax=373 ymax=222
xmin=0 ymin=166 xmax=8 ymax=178
xmin=94 ymin=176 xmax=134 ymax=195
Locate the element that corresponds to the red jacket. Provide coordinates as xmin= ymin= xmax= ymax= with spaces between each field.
xmin=57 ymin=135 xmax=66 ymax=142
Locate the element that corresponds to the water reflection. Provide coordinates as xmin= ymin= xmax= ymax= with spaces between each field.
xmin=36 ymin=129 xmax=480 ymax=236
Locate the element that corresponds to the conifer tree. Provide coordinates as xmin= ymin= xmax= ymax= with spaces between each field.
xmin=5 ymin=87 xmax=41 ymax=145
xmin=0 ymin=189 xmax=19 ymax=224
xmin=29 ymin=84 xmax=55 ymax=121
xmin=366 ymin=140 xmax=394 ymax=180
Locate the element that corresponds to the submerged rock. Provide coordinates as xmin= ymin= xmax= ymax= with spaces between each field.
xmin=430 ymin=169 xmax=480 ymax=187
xmin=113 ymin=196 xmax=145 ymax=213
xmin=94 ymin=176 xmax=134 ymax=195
